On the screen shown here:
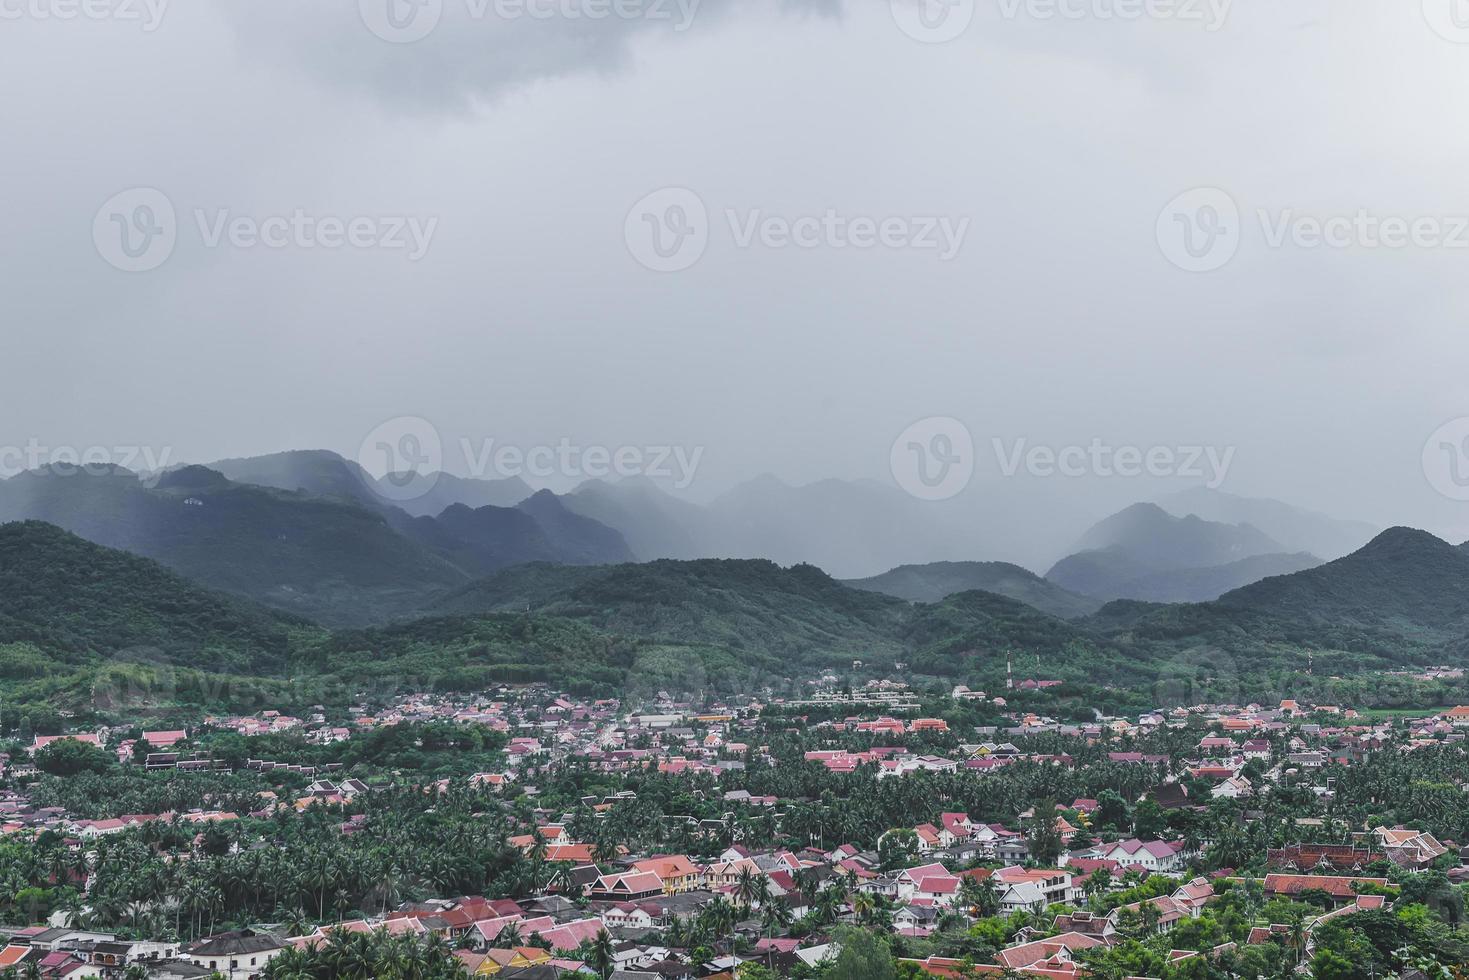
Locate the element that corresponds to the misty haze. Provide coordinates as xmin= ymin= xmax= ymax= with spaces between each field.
xmin=5 ymin=2 xmax=1469 ymax=978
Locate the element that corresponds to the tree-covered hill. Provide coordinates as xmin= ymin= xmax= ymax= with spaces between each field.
xmin=0 ymin=465 xmax=468 ymax=626
xmin=0 ymin=520 xmax=312 ymax=672
xmin=316 ymin=613 xmax=789 ymax=699
xmin=430 ymin=558 xmax=910 ymax=665
xmin=7 ymin=517 xmax=1469 ymax=725
xmin=0 ymin=462 xmax=632 ymax=626
xmin=845 ymin=561 xmax=1104 ymax=618
xmin=899 ymin=589 xmax=1112 ymax=678
xmin=1216 ymin=527 xmax=1469 ymax=637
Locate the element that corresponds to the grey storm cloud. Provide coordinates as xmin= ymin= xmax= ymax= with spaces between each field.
xmin=221 ymin=0 xmax=843 ymax=109
xmin=5 ymin=0 xmax=1469 ymax=559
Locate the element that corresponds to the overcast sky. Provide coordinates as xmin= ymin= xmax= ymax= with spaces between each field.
xmin=5 ymin=0 xmax=1469 ymax=540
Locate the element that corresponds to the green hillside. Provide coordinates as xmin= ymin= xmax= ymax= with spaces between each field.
xmin=0 ymin=521 xmax=323 ymax=727
xmin=432 ymin=558 xmax=909 ymax=665
xmin=7 ymin=520 xmax=1469 ymax=726
xmin=0 ymin=466 xmax=468 ymax=626
xmin=317 ymin=613 xmax=788 ymax=699
xmin=846 ymin=561 xmax=1103 ymax=618
xmin=1217 ymin=527 xmax=1469 ymax=636
xmin=0 ymin=463 xmax=634 ymax=627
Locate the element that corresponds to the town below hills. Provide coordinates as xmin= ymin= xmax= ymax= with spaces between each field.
xmin=3 ymin=454 xmax=1469 ymax=980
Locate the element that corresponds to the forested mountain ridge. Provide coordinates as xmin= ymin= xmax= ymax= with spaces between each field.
xmin=0 ymin=521 xmax=314 ymax=672
xmin=1046 ymin=502 xmax=1325 ymax=602
xmin=5 ymin=517 xmax=1469 ymax=727
xmin=0 ymin=462 xmax=630 ymax=626
xmin=844 ymin=561 xmax=1104 ymax=619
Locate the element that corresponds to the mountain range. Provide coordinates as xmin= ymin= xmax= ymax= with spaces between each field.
xmin=843 ymin=562 xmax=1104 ymax=619
xmin=1041 ymin=503 xmax=1329 ymax=603
xmin=4 ymin=509 xmax=1468 ymax=724
xmin=0 ymin=447 xmax=1395 ymax=628
xmin=0 ymin=455 xmax=631 ymax=626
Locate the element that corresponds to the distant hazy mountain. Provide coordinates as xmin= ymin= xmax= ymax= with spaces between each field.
xmin=1046 ymin=502 xmax=1317 ymax=602
xmin=0 ymin=459 xmax=631 ymax=627
xmin=208 ymin=449 xmax=383 ymax=509
xmin=548 ymin=474 xmax=967 ymax=575
xmin=1090 ymin=551 xmax=1322 ymax=603
xmin=399 ymin=503 xmax=558 ymax=578
xmin=701 ymin=475 xmax=963 ymax=578
xmin=208 ymin=449 xmax=533 ymax=518
xmin=386 ymin=472 xmax=533 ymax=519
xmin=844 ymin=561 xmax=1104 ymax=619
xmin=0 ymin=464 xmax=466 ymax=626
xmin=1157 ymin=487 xmax=1377 ymax=561
xmin=563 ymin=478 xmax=708 ymax=560
xmin=516 ymin=490 xmax=635 ymax=565
xmin=208 ymin=448 xmax=630 ymax=566
xmin=1073 ymin=502 xmax=1284 ymax=567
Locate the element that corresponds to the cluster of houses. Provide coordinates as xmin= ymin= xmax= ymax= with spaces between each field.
xmin=7 ymin=685 xmax=1469 ymax=978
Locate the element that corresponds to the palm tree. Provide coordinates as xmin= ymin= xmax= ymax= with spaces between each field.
xmin=760 ymin=899 xmax=793 ymax=939
xmin=494 ymin=920 xmax=525 ymax=948
xmin=587 ymin=929 xmax=617 ymax=979
xmin=663 ymin=915 xmax=690 ymax=949
xmin=733 ymin=866 xmax=761 ymax=913
xmin=814 ymin=883 xmax=845 ymax=925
